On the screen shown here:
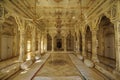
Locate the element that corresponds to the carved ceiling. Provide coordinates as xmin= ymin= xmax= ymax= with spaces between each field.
xmin=1 ymin=0 xmax=101 ymax=30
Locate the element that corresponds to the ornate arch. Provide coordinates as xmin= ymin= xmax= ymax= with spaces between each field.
xmin=47 ymin=33 xmax=52 ymax=51
xmin=66 ymin=32 xmax=74 ymax=51
xmin=97 ymin=15 xmax=116 ymax=70
xmin=85 ymin=26 xmax=92 ymax=59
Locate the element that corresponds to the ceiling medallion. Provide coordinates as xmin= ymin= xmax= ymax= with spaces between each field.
xmin=54 ymin=0 xmax=63 ymax=3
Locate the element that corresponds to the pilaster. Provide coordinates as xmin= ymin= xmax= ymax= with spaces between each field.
xmin=64 ymin=36 xmax=67 ymax=52
xmin=52 ymin=36 xmax=54 ymax=52
xmin=19 ymin=29 xmax=25 ymax=62
xmin=92 ymin=29 xmax=99 ymax=62
xmin=15 ymin=17 xmax=26 ymax=62
xmin=31 ymin=27 xmax=36 ymax=56
xmin=0 ymin=23 xmax=2 ymax=60
xmin=82 ymin=33 xmax=86 ymax=58
xmin=114 ymin=21 xmax=120 ymax=72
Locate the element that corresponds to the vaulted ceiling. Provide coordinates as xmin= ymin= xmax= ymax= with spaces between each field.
xmin=1 ymin=0 xmax=101 ymax=30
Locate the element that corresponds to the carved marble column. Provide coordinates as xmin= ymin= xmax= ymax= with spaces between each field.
xmin=92 ymin=30 xmax=99 ymax=62
xmin=113 ymin=0 xmax=120 ymax=73
xmin=31 ymin=27 xmax=36 ymax=57
xmin=114 ymin=21 xmax=120 ymax=72
xmin=44 ymin=34 xmax=47 ymax=53
xmin=76 ymin=34 xmax=80 ymax=53
xmin=52 ymin=36 xmax=54 ymax=52
xmin=0 ymin=24 xmax=2 ymax=60
xmin=13 ymin=27 xmax=18 ymax=57
xmin=38 ymin=33 xmax=41 ymax=54
xmin=34 ymin=33 xmax=41 ymax=59
xmin=15 ymin=17 xmax=26 ymax=62
xmin=41 ymin=34 xmax=44 ymax=53
xmin=82 ymin=34 xmax=86 ymax=58
xmin=64 ymin=36 xmax=66 ymax=52
xmin=42 ymin=35 xmax=46 ymax=53
xmin=19 ymin=29 xmax=25 ymax=62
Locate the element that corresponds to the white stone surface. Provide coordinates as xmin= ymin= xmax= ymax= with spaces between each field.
xmin=12 ymin=53 xmax=50 ymax=80
xmin=35 ymin=56 xmax=40 ymax=60
xmin=77 ymin=55 xmax=83 ymax=60
xmin=84 ymin=59 xmax=94 ymax=68
xmin=113 ymin=70 xmax=120 ymax=80
xmin=21 ymin=60 xmax=33 ymax=70
xmin=69 ymin=54 xmax=109 ymax=80
xmin=95 ymin=63 xmax=117 ymax=80
xmin=0 ymin=63 xmax=20 ymax=80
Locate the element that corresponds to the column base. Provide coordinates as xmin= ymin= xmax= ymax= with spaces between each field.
xmin=21 ymin=60 xmax=33 ymax=70
xmin=92 ymin=57 xmax=99 ymax=63
xmin=84 ymin=59 xmax=94 ymax=68
xmin=77 ymin=54 xmax=83 ymax=60
xmin=18 ymin=57 xmax=24 ymax=63
xmin=113 ymin=70 xmax=120 ymax=80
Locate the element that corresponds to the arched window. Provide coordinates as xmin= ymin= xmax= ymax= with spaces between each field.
xmin=66 ymin=33 xmax=74 ymax=51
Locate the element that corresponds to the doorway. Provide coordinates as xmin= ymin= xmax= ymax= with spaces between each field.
xmin=54 ymin=33 xmax=63 ymax=51
xmin=47 ymin=33 xmax=52 ymax=51
xmin=97 ymin=16 xmax=116 ymax=70
xmin=57 ymin=39 xmax=62 ymax=49
xmin=85 ymin=26 xmax=92 ymax=60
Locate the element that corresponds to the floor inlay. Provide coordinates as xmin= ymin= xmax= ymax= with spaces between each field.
xmin=34 ymin=53 xmax=83 ymax=80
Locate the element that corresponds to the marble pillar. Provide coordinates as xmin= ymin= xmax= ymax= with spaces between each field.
xmin=114 ymin=21 xmax=120 ymax=72
xmin=92 ymin=30 xmax=99 ymax=62
xmin=41 ymin=35 xmax=44 ymax=53
xmin=82 ymin=34 xmax=86 ymax=58
xmin=76 ymin=34 xmax=80 ymax=53
xmin=44 ymin=35 xmax=47 ymax=53
xmin=64 ymin=36 xmax=66 ymax=52
xmin=13 ymin=27 xmax=18 ymax=57
xmin=52 ymin=36 xmax=54 ymax=52
xmin=31 ymin=27 xmax=36 ymax=58
xmin=38 ymin=34 xmax=41 ymax=55
xmin=19 ymin=29 xmax=25 ymax=62
xmin=0 ymin=24 xmax=2 ymax=60
xmin=34 ymin=33 xmax=41 ymax=60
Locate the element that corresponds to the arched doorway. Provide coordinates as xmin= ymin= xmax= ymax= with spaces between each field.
xmin=79 ymin=31 xmax=82 ymax=54
xmin=97 ymin=16 xmax=116 ymax=70
xmin=85 ymin=26 xmax=92 ymax=60
xmin=1 ymin=16 xmax=19 ymax=60
xmin=54 ymin=33 xmax=64 ymax=51
xmin=47 ymin=33 xmax=52 ymax=51
xmin=66 ymin=32 xmax=74 ymax=51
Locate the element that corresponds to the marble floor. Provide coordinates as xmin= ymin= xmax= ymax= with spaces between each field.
xmin=34 ymin=53 xmax=83 ymax=80
xmin=0 ymin=57 xmax=19 ymax=70
xmin=0 ymin=53 xmax=111 ymax=80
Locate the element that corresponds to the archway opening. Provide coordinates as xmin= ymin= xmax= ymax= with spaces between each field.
xmin=79 ymin=31 xmax=82 ymax=54
xmin=47 ymin=33 xmax=52 ymax=51
xmin=57 ymin=39 xmax=62 ymax=49
xmin=54 ymin=33 xmax=64 ymax=51
xmin=0 ymin=16 xmax=19 ymax=60
xmin=97 ymin=16 xmax=116 ymax=70
xmin=66 ymin=32 xmax=74 ymax=51
xmin=85 ymin=26 xmax=92 ymax=60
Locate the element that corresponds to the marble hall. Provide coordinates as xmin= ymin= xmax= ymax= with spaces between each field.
xmin=0 ymin=0 xmax=120 ymax=80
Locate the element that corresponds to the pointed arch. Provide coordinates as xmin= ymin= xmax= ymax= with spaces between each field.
xmin=47 ymin=33 xmax=52 ymax=51
xmin=66 ymin=32 xmax=74 ymax=51
xmin=97 ymin=15 xmax=116 ymax=70
xmin=85 ymin=26 xmax=92 ymax=59
xmin=79 ymin=30 xmax=82 ymax=54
